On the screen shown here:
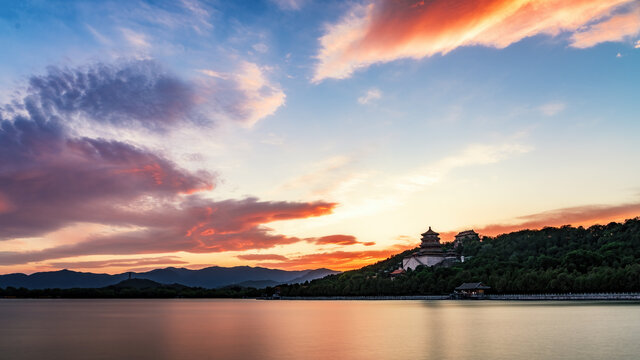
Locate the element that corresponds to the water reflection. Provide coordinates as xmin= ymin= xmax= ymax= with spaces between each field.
xmin=1 ymin=299 xmax=639 ymax=360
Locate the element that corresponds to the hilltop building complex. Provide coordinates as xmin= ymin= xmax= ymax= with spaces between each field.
xmin=401 ymin=227 xmax=478 ymax=271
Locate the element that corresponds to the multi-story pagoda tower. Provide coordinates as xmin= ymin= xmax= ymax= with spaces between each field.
xmin=401 ymin=226 xmax=458 ymax=270
xmin=419 ymin=227 xmax=442 ymax=253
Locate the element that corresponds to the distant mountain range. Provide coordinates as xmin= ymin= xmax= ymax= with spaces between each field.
xmin=0 ymin=266 xmax=339 ymax=289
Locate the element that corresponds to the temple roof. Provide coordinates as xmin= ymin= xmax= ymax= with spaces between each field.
xmin=421 ymin=226 xmax=439 ymax=237
xmin=455 ymin=282 xmax=491 ymax=290
xmin=455 ymin=230 xmax=478 ymax=237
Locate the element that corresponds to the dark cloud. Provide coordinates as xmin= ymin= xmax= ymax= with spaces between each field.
xmin=0 ymin=61 xmax=348 ymax=268
xmin=20 ymin=60 xmax=196 ymax=131
xmin=0 ymin=117 xmax=213 ymax=239
xmin=0 ymin=198 xmax=339 ymax=265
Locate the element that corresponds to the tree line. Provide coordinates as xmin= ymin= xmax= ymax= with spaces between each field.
xmin=278 ymin=218 xmax=640 ymax=296
xmin=0 ymin=284 xmax=263 ymax=298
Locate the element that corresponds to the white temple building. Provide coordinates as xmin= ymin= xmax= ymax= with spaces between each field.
xmin=402 ymin=227 xmax=459 ymax=270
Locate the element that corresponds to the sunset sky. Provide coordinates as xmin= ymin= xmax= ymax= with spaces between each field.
xmin=1 ymin=0 xmax=639 ymax=274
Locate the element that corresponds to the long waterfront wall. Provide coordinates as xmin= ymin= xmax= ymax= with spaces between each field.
xmin=486 ymin=293 xmax=640 ymax=300
xmin=276 ymin=293 xmax=640 ymax=301
xmin=279 ymin=295 xmax=449 ymax=300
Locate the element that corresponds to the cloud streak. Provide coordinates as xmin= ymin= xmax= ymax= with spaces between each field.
xmin=357 ymin=88 xmax=381 ymax=104
xmin=313 ymin=0 xmax=636 ymax=81
xmin=199 ymin=61 xmax=286 ymax=127
xmin=257 ymin=244 xmax=414 ymax=271
xmin=570 ymin=5 xmax=640 ymax=48
xmin=48 ymin=256 xmax=188 ymax=270
xmin=459 ymin=202 xmax=640 ymax=240
xmin=307 ymin=235 xmax=375 ymax=246
xmin=237 ymin=254 xmax=290 ymax=261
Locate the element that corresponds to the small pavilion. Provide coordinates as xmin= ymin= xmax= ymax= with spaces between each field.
xmin=454 ymin=282 xmax=491 ymax=298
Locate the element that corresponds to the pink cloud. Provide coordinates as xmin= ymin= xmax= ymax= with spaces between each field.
xmin=313 ymin=0 xmax=635 ymax=81
xmin=199 ymin=61 xmax=286 ymax=127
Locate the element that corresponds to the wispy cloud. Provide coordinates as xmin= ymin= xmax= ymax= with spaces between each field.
xmin=284 ymin=138 xmax=533 ymax=230
xmin=49 ymin=256 xmax=187 ymax=270
xmin=86 ymin=24 xmax=111 ymax=45
xmin=237 ymin=253 xmax=290 ymax=261
xmin=180 ymin=0 xmax=213 ymax=34
xmin=257 ymin=243 xmax=414 ymax=271
xmin=306 ymin=235 xmax=375 ymax=246
xmin=199 ymin=61 xmax=286 ymax=127
xmin=252 ymin=43 xmax=269 ymax=53
xmin=570 ymin=5 xmax=640 ymax=48
xmin=357 ymin=88 xmax=382 ymax=104
xmin=120 ymin=27 xmax=151 ymax=49
xmin=313 ymin=0 xmax=635 ymax=82
xmin=271 ymin=0 xmax=306 ymax=11
xmin=396 ymin=142 xmax=532 ymax=192
xmin=278 ymin=155 xmax=352 ymax=193
xmin=539 ymin=102 xmax=566 ymax=117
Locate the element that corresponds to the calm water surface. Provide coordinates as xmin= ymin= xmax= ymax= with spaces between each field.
xmin=1 ymin=299 xmax=639 ymax=360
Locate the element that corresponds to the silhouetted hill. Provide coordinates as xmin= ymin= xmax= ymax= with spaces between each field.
xmin=0 ymin=266 xmax=339 ymax=290
xmin=287 ymin=268 xmax=339 ymax=284
xmin=0 ymin=269 xmax=127 ymax=289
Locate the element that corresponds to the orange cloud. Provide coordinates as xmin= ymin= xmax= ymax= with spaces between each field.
xmin=306 ymin=234 xmax=375 ymax=246
xmin=257 ymin=244 xmax=415 ymax=271
xmin=313 ymin=0 xmax=635 ymax=81
xmin=0 ymin=199 xmax=345 ymax=266
xmin=459 ymin=202 xmax=640 ymax=239
xmin=237 ymin=254 xmax=290 ymax=261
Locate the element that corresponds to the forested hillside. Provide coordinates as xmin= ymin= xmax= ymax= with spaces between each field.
xmin=279 ymin=218 xmax=640 ymax=296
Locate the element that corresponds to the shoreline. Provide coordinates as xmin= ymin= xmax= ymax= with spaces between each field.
xmin=275 ymin=293 xmax=640 ymax=301
xmin=3 ymin=293 xmax=640 ymax=301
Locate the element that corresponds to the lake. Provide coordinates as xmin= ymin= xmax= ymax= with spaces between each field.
xmin=1 ymin=299 xmax=639 ymax=360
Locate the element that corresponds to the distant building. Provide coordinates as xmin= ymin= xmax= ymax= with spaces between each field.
xmin=390 ymin=269 xmax=405 ymax=277
xmin=402 ymin=227 xmax=458 ymax=270
xmin=454 ymin=282 xmax=491 ymax=298
xmin=454 ymin=230 xmax=479 ymax=241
